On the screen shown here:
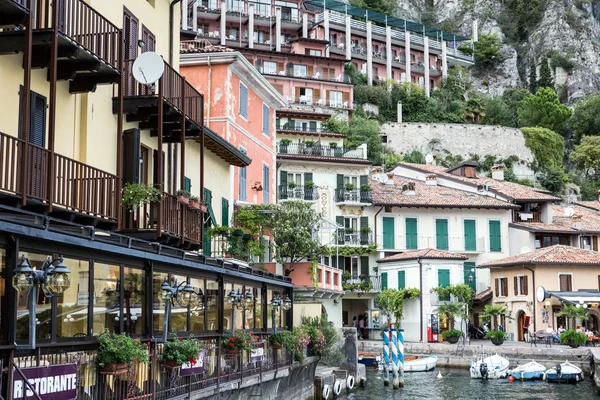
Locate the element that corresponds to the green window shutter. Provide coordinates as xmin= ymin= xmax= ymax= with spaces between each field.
xmin=438 ymin=269 xmax=450 ymax=300
xmin=464 ymin=220 xmax=476 ymax=251
xmin=204 ymin=188 xmax=212 ymax=205
xmin=360 ymin=256 xmax=369 ymax=276
xmin=435 ymin=219 xmax=449 ymax=250
xmin=203 ymin=227 xmax=211 ymax=256
xmin=398 ymin=270 xmax=405 ymax=289
xmin=489 ymin=220 xmax=502 ymax=252
xmin=279 ymin=170 xmax=288 ymax=200
xmin=304 ymin=172 xmax=313 ymax=183
xmin=204 ymin=188 xmax=215 ymax=226
xmin=360 ymin=175 xmax=368 ymax=186
xmin=309 ymin=121 xmax=317 ymax=132
xmin=405 ymin=218 xmax=418 ymax=250
xmin=464 ymin=262 xmax=476 ymax=291
xmin=336 ymin=174 xmax=344 ymax=189
xmin=221 ymin=198 xmax=229 ymax=227
xmin=184 ymin=176 xmax=191 ymax=192
xmin=331 ymin=256 xmax=337 ymax=269
xmin=336 ymin=216 xmax=345 ymax=244
xmin=382 ymin=217 xmax=395 ymax=249
xmin=381 ymin=272 xmax=388 ymax=290
xmin=360 ymin=216 xmax=368 ymax=229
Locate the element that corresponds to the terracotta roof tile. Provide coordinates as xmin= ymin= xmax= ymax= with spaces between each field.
xmin=475 ymin=287 xmax=492 ymax=302
xmin=398 ymin=163 xmax=560 ymax=201
xmin=574 ymin=201 xmax=600 ymax=211
xmin=479 ymin=245 xmax=600 ymax=267
xmin=378 ymin=248 xmax=468 ymax=263
xmin=553 ymin=204 xmax=600 ymax=233
xmin=370 ymin=177 xmax=519 ymax=209
xmin=510 ymin=222 xmax=577 ymax=233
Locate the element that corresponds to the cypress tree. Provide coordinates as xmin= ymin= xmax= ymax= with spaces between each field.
xmin=537 ymin=57 xmax=554 ymax=90
xmin=528 ymin=59 xmax=538 ymax=94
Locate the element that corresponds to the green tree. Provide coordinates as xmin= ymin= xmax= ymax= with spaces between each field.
xmin=556 ymin=304 xmax=589 ymax=330
xmin=528 ymin=59 xmax=538 ymax=94
xmin=502 ymin=88 xmax=531 ymax=127
xmin=482 ymin=98 xmax=512 ymax=126
xmin=521 ymin=127 xmax=565 ymax=171
xmin=346 ymin=116 xmax=383 ymax=165
xmin=571 ymin=95 xmax=600 ymax=143
xmin=518 ymin=87 xmax=572 ymax=134
xmin=538 ymin=167 xmax=567 ymax=194
xmin=349 ymin=0 xmax=397 ymax=15
xmin=571 ymin=136 xmax=600 ymax=177
xmin=434 ymin=66 xmax=472 ymax=105
xmin=537 ymin=57 xmax=554 ymax=90
xmin=376 ymin=288 xmax=421 ymax=329
xmin=324 ymin=116 xmax=349 ymax=136
xmin=473 ymin=33 xmax=503 ymax=71
xmin=480 ymin=304 xmax=510 ymax=330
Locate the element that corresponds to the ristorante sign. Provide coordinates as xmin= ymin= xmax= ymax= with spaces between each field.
xmin=13 ymin=364 xmax=78 ymax=400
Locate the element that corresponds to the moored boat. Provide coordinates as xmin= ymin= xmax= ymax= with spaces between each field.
xmin=358 ymin=352 xmax=379 ymax=366
xmin=470 ymin=354 xmax=509 ymax=379
xmin=404 ymin=355 xmax=438 ymax=372
xmin=543 ymin=361 xmax=584 ymax=383
xmin=510 ymin=360 xmax=546 ymax=380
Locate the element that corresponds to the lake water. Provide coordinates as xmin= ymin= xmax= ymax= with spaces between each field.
xmin=337 ymin=368 xmax=598 ymax=400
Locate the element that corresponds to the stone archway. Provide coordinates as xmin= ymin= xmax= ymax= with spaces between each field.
xmin=513 ymin=307 xmax=529 ymax=342
xmin=588 ymin=309 xmax=600 ymax=332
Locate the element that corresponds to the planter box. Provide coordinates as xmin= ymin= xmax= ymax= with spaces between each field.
xmin=446 ymin=336 xmax=460 ymax=344
xmin=177 ymin=195 xmax=189 ymax=204
xmin=491 ymin=338 xmax=504 ymax=346
xmin=101 ymin=363 xmax=129 ymax=375
xmin=163 ymin=360 xmax=181 ymax=369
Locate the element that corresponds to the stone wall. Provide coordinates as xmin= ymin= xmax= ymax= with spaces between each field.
xmin=381 ymin=122 xmax=536 ymax=180
xmin=192 ymin=357 xmax=319 ymax=400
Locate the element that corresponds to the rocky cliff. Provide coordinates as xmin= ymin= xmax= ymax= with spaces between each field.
xmin=395 ymin=0 xmax=600 ymax=100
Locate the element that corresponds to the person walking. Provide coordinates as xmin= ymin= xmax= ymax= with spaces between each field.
xmin=358 ymin=316 xmax=365 ymax=340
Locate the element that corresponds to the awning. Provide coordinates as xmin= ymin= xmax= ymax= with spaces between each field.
xmin=547 ymin=290 xmax=600 ymax=304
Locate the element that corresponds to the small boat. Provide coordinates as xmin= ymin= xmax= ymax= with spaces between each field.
xmin=543 ymin=361 xmax=584 ymax=383
xmin=470 ymin=354 xmax=509 ymax=379
xmin=403 ymin=355 xmax=438 ymax=372
xmin=510 ymin=360 xmax=546 ymax=380
xmin=358 ymin=352 xmax=380 ymax=366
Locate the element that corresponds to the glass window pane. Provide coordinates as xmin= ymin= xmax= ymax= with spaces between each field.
xmin=233 ymin=286 xmax=244 ymax=331
xmin=93 ymin=263 xmax=120 ymax=334
xmin=254 ymin=287 xmax=263 ymax=330
xmin=190 ymin=277 xmax=205 ymax=331
xmin=153 ymin=272 xmax=169 ymax=335
xmin=0 ymin=249 xmax=5 ymax=341
xmin=206 ymin=279 xmax=219 ymax=331
xmin=223 ymin=283 xmax=233 ymax=331
xmin=124 ymin=267 xmax=145 ymax=336
xmin=57 ymin=258 xmax=89 ymax=340
xmin=171 ymin=274 xmax=189 ymax=333
xmin=16 ymin=252 xmax=53 ymax=342
xmin=266 ymin=289 xmax=273 ymax=329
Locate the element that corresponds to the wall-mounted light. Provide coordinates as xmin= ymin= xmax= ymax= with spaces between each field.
xmin=13 ymin=255 xmax=72 ymax=350
xmin=544 ymin=300 xmax=551 ymax=309
xmin=138 ymin=39 xmax=146 ymax=48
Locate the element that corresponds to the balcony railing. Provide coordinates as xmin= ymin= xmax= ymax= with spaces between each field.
xmin=122 ymin=192 xmax=203 ymax=244
xmin=287 ymin=97 xmax=351 ymax=108
xmin=376 ymin=234 xmax=486 ymax=253
xmin=276 ymin=124 xmax=329 ymax=133
xmin=257 ymin=67 xmax=351 ymax=83
xmin=513 ymin=210 xmax=542 ymax=223
xmin=334 ymin=188 xmax=372 ymax=203
xmin=343 ymin=275 xmax=381 ymax=292
xmin=278 ymin=185 xmax=318 ymax=201
xmin=336 ymin=231 xmax=373 ymax=246
xmin=0 ymin=131 xmax=118 ymax=220
xmin=277 ymin=143 xmax=363 ymax=159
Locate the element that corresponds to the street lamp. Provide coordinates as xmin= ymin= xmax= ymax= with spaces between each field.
xmin=270 ymin=295 xmax=291 ymax=334
xmin=12 ymin=255 xmax=72 ymax=350
xmin=157 ymin=278 xmax=199 ymax=342
xmin=227 ymin=288 xmax=253 ymax=333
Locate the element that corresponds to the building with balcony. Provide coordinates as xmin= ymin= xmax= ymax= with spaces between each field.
xmin=0 ymin=2 xmax=294 ymax=398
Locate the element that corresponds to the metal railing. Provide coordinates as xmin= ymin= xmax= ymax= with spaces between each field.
xmin=334 ymin=188 xmax=372 ymax=203
xmin=278 ymin=185 xmax=319 ymax=201
xmin=11 ymin=0 xmax=28 ymax=8
xmin=287 ymin=97 xmax=351 ymax=108
xmin=336 ymin=231 xmax=373 ymax=246
xmin=257 ymin=67 xmax=351 ymax=83
xmin=344 ymin=275 xmax=381 ymax=292
xmin=124 ymin=58 xmax=204 ymax=129
xmin=0 ymin=130 xmax=118 ymax=220
xmin=277 ymin=143 xmax=363 ymax=159
xmin=276 ymin=124 xmax=329 ymax=133
xmin=513 ymin=210 xmax=542 ymax=223
xmin=376 ymin=234 xmax=487 ymax=253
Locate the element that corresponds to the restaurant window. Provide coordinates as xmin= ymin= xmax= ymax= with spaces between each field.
xmin=153 ymin=272 xmax=169 ymax=335
xmin=206 ymin=279 xmax=219 ymax=330
xmin=190 ymin=277 xmax=205 ymax=331
xmin=559 ymin=274 xmax=572 ymax=292
xmin=16 ymin=252 xmax=53 ymax=342
xmin=266 ymin=288 xmax=273 ymax=329
xmin=93 ymin=263 xmax=120 ymax=334
xmin=123 ymin=266 xmax=146 ymax=335
xmin=56 ymin=258 xmax=89 ymax=340
xmin=254 ymin=287 xmax=263 ymax=330
xmin=171 ymin=274 xmax=189 ymax=332
xmin=0 ymin=250 xmax=4 ymax=340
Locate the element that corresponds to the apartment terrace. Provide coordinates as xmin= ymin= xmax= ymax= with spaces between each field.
xmin=0 ymin=0 xmax=120 ymax=93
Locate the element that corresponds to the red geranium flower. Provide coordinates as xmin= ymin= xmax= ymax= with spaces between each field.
xmin=179 ymin=338 xmax=183 ymax=342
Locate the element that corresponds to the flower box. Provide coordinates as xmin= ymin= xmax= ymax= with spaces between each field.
xmin=101 ymin=363 xmax=129 ymax=375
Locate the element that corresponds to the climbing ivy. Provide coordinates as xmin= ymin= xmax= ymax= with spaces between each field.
xmin=375 ymin=288 xmax=421 ymax=329
xmin=521 ymin=127 xmax=565 ymax=171
xmin=326 ymin=244 xmax=378 ymax=257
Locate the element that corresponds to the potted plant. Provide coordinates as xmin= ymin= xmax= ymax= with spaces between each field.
xmin=222 ymin=330 xmax=260 ymax=356
xmin=305 ymin=181 xmax=315 ymax=189
xmin=162 ymin=334 xmax=201 ymax=369
xmin=122 ymin=183 xmax=162 ymax=210
xmin=360 ymin=184 xmax=371 ymax=192
xmin=189 ymin=195 xmax=200 ymax=209
xmin=360 ymin=226 xmax=371 ymax=234
xmin=176 ymin=190 xmax=191 ymax=204
xmin=344 ymin=227 xmax=355 ymax=234
xmin=269 ymin=331 xmax=291 ymax=350
xmin=485 ymin=330 xmax=508 ymax=346
xmin=442 ymin=329 xmax=463 ymax=344
xmin=288 ymin=182 xmax=297 ymax=190
xmin=279 ymin=139 xmax=292 ymax=154
xmin=560 ymin=329 xmax=588 ymax=348
xmin=329 ymin=142 xmax=338 ymax=148
xmin=96 ymin=329 xmax=149 ymax=375
xmin=287 ymin=327 xmax=310 ymax=363
xmin=345 ymin=183 xmax=355 ymax=192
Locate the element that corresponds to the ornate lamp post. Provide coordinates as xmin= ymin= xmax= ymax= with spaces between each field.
xmin=269 ymin=295 xmax=291 ymax=334
xmin=12 ymin=255 xmax=72 ymax=350
xmin=158 ymin=278 xmax=198 ymax=342
xmin=227 ymin=288 xmax=253 ymax=333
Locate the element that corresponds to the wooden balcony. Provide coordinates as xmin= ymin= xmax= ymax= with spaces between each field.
xmin=0 ymin=130 xmax=118 ymax=226
xmin=120 ymin=193 xmax=203 ymax=250
xmin=0 ymin=0 xmax=29 ymax=26
xmin=0 ymin=0 xmax=120 ymax=93
xmin=114 ymin=59 xmax=204 ymax=144
xmin=513 ymin=210 xmax=542 ymax=223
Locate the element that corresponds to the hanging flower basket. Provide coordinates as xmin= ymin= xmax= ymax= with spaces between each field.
xmin=199 ymin=204 xmax=208 ymax=213
xmin=101 ymin=363 xmax=129 ymax=375
xmin=226 ymin=349 xmax=239 ymax=357
xmin=163 ymin=360 xmax=181 ymax=369
xmin=272 ymin=343 xmax=283 ymax=350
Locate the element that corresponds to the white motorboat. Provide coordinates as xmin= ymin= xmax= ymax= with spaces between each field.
xmin=543 ymin=361 xmax=584 ymax=383
xmin=470 ymin=354 xmax=509 ymax=379
xmin=404 ymin=355 xmax=438 ymax=372
xmin=510 ymin=360 xmax=546 ymax=380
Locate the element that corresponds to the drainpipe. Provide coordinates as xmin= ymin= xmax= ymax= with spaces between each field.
xmin=373 ymin=206 xmax=384 ymax=247
xmin=170 ymin=0 xmax=183 ymax=66
xmin=524 ymin=265 xmax=535 ymax=332
xmin=418 ymin=258 xmax=424 ymax=342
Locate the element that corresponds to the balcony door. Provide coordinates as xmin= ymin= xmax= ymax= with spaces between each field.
xmin=18 ymin=87 xmax=47 ymax=199
xmin=344 ymin=256 xmax=359 ymax=279
xmin=287 ymin=172 xmax=303 ymax=199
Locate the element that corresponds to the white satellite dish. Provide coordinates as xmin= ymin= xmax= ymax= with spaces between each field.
xmin=132 ymin=52 xmax=164 ymax=85
xmin=520 ymin=246 xmax=531 ymax=254
xmin=373 ymin=173 xmax=389 ymax=184
xmin=564 ymin=207 xmax=575 ymax=217
xmin=425 ymin=154 xmax=434 ymax=164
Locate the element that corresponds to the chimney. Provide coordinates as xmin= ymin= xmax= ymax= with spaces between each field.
xmin=402 ymin=181 xmax=416 ymax=196
xmin=425 ymin=174 xmax=438 ymax=186
xmin=491 ymin=164 xmax=505 ymax=181
xmin=572 ymin=215 xmax=583 ymax=230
